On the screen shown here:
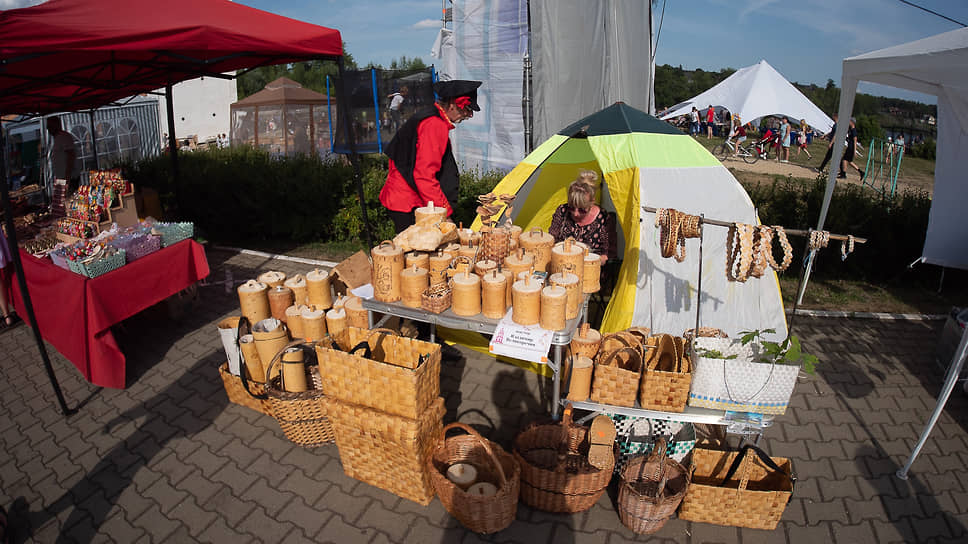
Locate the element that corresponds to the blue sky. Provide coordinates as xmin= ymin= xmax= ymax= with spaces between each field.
xmin=5 ymin=0 xmax=967 ymax=103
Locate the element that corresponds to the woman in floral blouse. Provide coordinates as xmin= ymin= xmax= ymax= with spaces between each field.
xmin=548 ymin=170 xmax=610 ymax=264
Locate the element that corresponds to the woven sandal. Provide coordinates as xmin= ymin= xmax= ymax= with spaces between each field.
xmin=587 ymin=415 xmax=616 ymax=470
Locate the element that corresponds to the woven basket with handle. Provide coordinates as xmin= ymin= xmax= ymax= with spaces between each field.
xmin=428 ymin=423 xmax=520 ymax=534
xmin=638 ymin=334 xmax=692 ymax=413
xmin=590 ymin=346 xmax=643 ymax=407
xmin=218 ymin=316 xmax=270 ymax=415
xmin=264 ymin=339 xmax=334 ymax=447
xmin=617 ymin=438 xmax=690 ymax=534
xmin=678 ymin=445 xmax=796 ymax=530
xmin=512 ymin=404 xmax=614 ymax=513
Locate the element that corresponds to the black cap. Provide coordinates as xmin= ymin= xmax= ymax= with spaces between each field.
xmin=433 ymin=79 xmax=482 ymax=111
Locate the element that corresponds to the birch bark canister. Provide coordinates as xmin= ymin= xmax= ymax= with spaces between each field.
xmin=326 ymin=307 xmax=348 ymax=347
xmin=539 ymin=285 xmax=567 ymax=331
xmin=429 ymin=251 xmax=452 ymax=287
xmin=405 ymin=251 xmax=430 ymax=271
xmin=550 ymin=271 xmax=581 ymax=320
xmin=518 ymin=227 xmax=554 ymax=272
xmin=343 ymin=296 xmax=369 ymax=329
xmin=451 ymin=270 xmax=482 ymax=317
xmin=400 ymin=265 xmax=429 ymax=308
xmin=267 ymin=285 xmax=295 ymax=323
xmin=257 ymin=270 xmax=287 ymax=288
xmin=481 ymin=270 xmax=508 ymax=319
xmin=499 ymin=268 xmax=515 ymax=310
xmin=504 ymin=248 xmax=534 ymax=280
xmin=301 ymin=306 xmax=327 ymax=342
xmin=285 ymin=304 xmax=309 ymax=340
xmin=239 ymin=334 xmax=264 ymax=383
xmin=252 ymin=318 xmax=289 ymax=381
xmin=474 ymin=259 xmax=497 ymax=277
xmin=414 ymin=201 xmax=447 ymax=226
xmin=567 ymin=355 xmax=594 ymax=401
xmin=551 ymin=237 xmax=585 ymax=283
xmin=237 ymin=280 xmax=271 ymax=326
xmin=371 ymin=240 xmax=404 ymax=302
xmin=280 ymin=346 xmax=309 ymax=393
xmin=570 ymin=322 xmax=602 ymax=359
xmin=284 ymin=274 xmax=309 ymax=305
xmin=512 ymin=273 xmax=541 ymax=325
xmin=306 ymin=269 xmax=334 ymax=309
xmin=583 ymin=253 xmax=602 ymax=293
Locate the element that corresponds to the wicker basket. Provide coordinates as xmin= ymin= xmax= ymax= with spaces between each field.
xmin=316 ymin=327 xmax=440 ymax=419
xmin=590 ymin=346 xmax=643 ymax=407
xmin=617 ymin=438 xmax=690 ymax=535
xmin=264 ymin=340 xmax=334 ymax=447
xmin=330 ymin=396 xmax=445 ymax=505
xmin=155 ymin=222 xmax=194 ymax=246
xmin=218 ymin=362 xmax=270 ymax=415
xmin=678 ymin=445 xmax=796 ymax=530
xmin=421 ymin=282 xmax=453 ymax=314
xmin=428 ymin=423 xmax=520 ymax=534
xmin=638 ymin=334 xmax=692 ymax=413
xmin=512 ymin=404 xmax=614 ymax=513
xmin=68 ymin=249 xmax=126 ymax=278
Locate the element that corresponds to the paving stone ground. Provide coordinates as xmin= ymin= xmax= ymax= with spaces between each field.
xmin=1 ymin=248 xmax=966 ymax=543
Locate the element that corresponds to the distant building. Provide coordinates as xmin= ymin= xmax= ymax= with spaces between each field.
xmin=230 ymin=77 xmax=334 ymax=157
xmin=157 ymin=74 xmax=236 ymax=147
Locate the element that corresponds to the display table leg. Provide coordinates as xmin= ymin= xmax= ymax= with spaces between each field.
xmin=552 ymin=343 xmax=562 ymax=420
xmin=430 ymin=323 xmax=436 ymax=343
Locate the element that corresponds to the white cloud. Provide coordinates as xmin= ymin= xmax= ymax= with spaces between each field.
xmin=0 ymin=0 xmax=44 ymax=9
xmin=412 ymin=19 xmax=440 ymax=30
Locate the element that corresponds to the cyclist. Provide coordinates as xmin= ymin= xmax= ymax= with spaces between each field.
xmin=729 ymin=117 xmax=747 ymax=157
xmin=756 ymin=128 xmax=777 ymax=160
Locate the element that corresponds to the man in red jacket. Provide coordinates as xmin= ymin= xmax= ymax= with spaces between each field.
xmin=380 ymin=79 xmax=482 ymax=233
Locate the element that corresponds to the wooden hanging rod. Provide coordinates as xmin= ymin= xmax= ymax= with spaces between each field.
xmin=641 ymin=206 xmax=867 ymax=244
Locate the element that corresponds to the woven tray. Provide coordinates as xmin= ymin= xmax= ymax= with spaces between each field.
xmin=68 ymin=249 xmax=126 ymax=278
xmin=315 ymin=327 xmax=441 ymax=419
xmin=330 ymin=397 xmax=445 ymax=505
xmin=155 ymin=222 xmax=194 ymax=246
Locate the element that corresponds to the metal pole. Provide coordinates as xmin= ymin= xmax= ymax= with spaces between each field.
xmin=165 ymin=84 xmax=182 ymax=219
xmin=337 ymin=57 xmax=374 ymax=249
xmin=88 ymin=110 xmax=100 ymax=171
xmin=694 ymin=215 xmax=704 ymax=340
xmin=0 ymin=116 xmax=73 ymax=416
xmin=897 ymin=325 xmax=968 ymax=480
xmin=788 ymin=232 xmax=815 ymax=334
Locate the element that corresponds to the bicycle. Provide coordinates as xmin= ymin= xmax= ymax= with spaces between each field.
xmin=713 ymin=137 xmax=759 ymax=164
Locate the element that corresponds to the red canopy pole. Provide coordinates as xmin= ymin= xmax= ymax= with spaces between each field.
xmin=0 ymin=116 xmax=74 ymax=416
xmin=337 ymin=57 xmax=374 ymax=249
xmin=165 ymin=84 xmax=182 ymax=218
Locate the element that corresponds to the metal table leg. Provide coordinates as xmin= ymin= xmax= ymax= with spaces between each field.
xmin=552 ymin=343 xmax=562 ymax=420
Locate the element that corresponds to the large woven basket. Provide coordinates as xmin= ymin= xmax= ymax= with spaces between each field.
xmin=316 ymin=327 xmax=441 ymax=419
xmin=68 ymin=249 xmax=126 ymax=278
xmin=617 ymin=438 xmax=690 ymax=535
xmin=264 ymin=340 xmax=334 ymax=448
xmin=218 ymin=362 xmax=270 ymax=416
xmin=590 ymin=346 xmax=643 ymax=407
xmin=638 ymin=334 xmax=692 ymax=413
xmin=330 ymin=397 xmax=445 ymax=505
xmin=512 ymin=404 xmax=614 ymax=513
xmin=678 ymin=445 xmax=796 ymax=530
xmin=428 ymin=423 xmax=520 ymax=534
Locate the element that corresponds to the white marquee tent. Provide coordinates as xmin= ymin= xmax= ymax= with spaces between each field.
xmin=819 ymin=27 xmax=968 ymax=479
xmin=660 ymin=59 xmax=833 ymax=133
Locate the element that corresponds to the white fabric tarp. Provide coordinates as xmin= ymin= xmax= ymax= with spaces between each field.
xmin=530 ymin=0 xmax=653 ymax=145
xmin=660 ymin=60 xmax=833 ymax=133
xmin=820 ymin=27 xmax=968 ymax=271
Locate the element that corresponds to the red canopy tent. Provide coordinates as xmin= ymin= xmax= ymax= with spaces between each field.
xmin=0 ymin=0 xmax=366 ymax=414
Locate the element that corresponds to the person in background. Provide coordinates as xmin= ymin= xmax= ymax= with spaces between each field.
xmin=387 ymin=86 xmax=409 ymax=131
xmin=380 ymin=80 xmax=481 ymax=233
xmin=549 ymin=170 xmax=610 ymax=264
xmin=46 ymin=116 xmax=77 ymax=194
xmin=689 ymin=107 xmax=700 ymax=137
xmin=729 ymin=117 xmax=747 ymax=158
xmin=706 ymin=105 xmax=715 ymax=139
xmin=0 ymin=225 xmax=22 ymax=331
xmin=817 ymin=114 xmax=838 ymax=173
xmin=839 ymin=117 xmax=865 ymax=180
xmin=795 ymin=119 xmax=812 ymax=160
xmin=777 ymin=116 xmax=791 ymax=163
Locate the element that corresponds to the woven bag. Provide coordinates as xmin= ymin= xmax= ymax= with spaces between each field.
xmin=590 ymin=346 xmax=642 ymax=407
xmin=678 ymin=445 xmax=796 ymax=530
xmin=512 ymin=404 xmax=614 ymax=513
xmin=688 ymin=337 xmax=799 ymax=415
xmin=617 ymin=438 xmax=690 ymax=535
xmin=638 ymin=334 xmax=692 ymax=412
xmin=330 ymin=397 xmax=445 ymax=505
xmin=605 ymin=415 xmax=696 ymax=475
xmin=264 ymin=340 xmax=334 ymax=447
xmin=315 ymin=327 xmax=440 ymax=419
xmin=428 ymin=423 xmax=520 ymax=534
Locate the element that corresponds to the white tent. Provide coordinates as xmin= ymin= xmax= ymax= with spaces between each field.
xmin=815 ymin=27 xmax=968 ymax=479
xmin=660 ymin=59 xmax=833 ymax=132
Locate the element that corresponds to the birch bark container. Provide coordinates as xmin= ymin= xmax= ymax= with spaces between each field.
xmin=567 ymin=355 xmax=594 ymax=401
xmin=257 ymin=270 xmax=287 ymax=288
xmin=267 ymin=285 xmax=295 ymax=323
xmin=570 ymin=323 xmax=602 ymax=359
xmin=285 ymin=304 xmax=309 ymax=340
xmin=481 ymin=270 xmax=508 ymax=319
xmin=551 ymin=237 xmax=585 ymax=283
xmin=239 ymin=334 xmax=264 ymax=383
xmin=429 ymin=251 xmax=452 ymax=287
xmin=451 ymin=270 xmax=481 ymax=317
xmin=284 ymin=274 xmax=309 ymax=305
xmin=583 ymin=253 xmax=602 ymax=293
xmin=237 ymin=279 xmax=271 ymax=325
xmin=306 ymin=268 xmax=333 ymax=309
xmin=518 ymin=227 xmax=555 ymax=272
xmin=500 ymin=268 xmax=515 ymax=310
xmin=539 ymin=285 xmax=567 ymax=331
xmin=301 ymin=306 xmax=327 ymax=342
xmin=343 ymin=296 xmax=369 ymax=329
xmin=400 ymin=265 xmax=429 ymax=308
xmin=326 ymin=307 xmax=348 ymax=347
xmin=280 ymin=346 xmax=308 ymax=393
xmin=550 ymin=271 xmax=581 ymax=320
xmin=504 ymin=248 xmax=534 ymax=281
xmin=474 ymin=259 xmax=497 ymax=277
xmin=414 ymin=201 xmax=447 ymax=226
xmin=511 ymin=274 xmax=541 ymax=325
xmin=405 ymin=251 xmax=430 ymax=271
xmin=252 ymin=318 xmax=288 ymax=381
xmin=371 ymin=240 xmax=404 ymax=302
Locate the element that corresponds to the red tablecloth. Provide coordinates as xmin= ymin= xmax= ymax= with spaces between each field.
xmin=11 ymin=239 xmax=210 ymax=389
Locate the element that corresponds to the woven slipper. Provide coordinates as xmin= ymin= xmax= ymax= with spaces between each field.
xmin=587 ymin=415 xmax=616 ymax=470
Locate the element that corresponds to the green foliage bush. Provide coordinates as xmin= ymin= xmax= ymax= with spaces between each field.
xmin=909 ymin=138 xmax=937 ymax=160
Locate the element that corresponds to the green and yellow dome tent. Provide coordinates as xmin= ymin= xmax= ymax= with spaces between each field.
xmin=471 ymin=102 xmax=787 ymax=339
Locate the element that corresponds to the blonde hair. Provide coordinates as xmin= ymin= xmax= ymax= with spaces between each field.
xmin=568 ymin=170 xmax=598 ymax=210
